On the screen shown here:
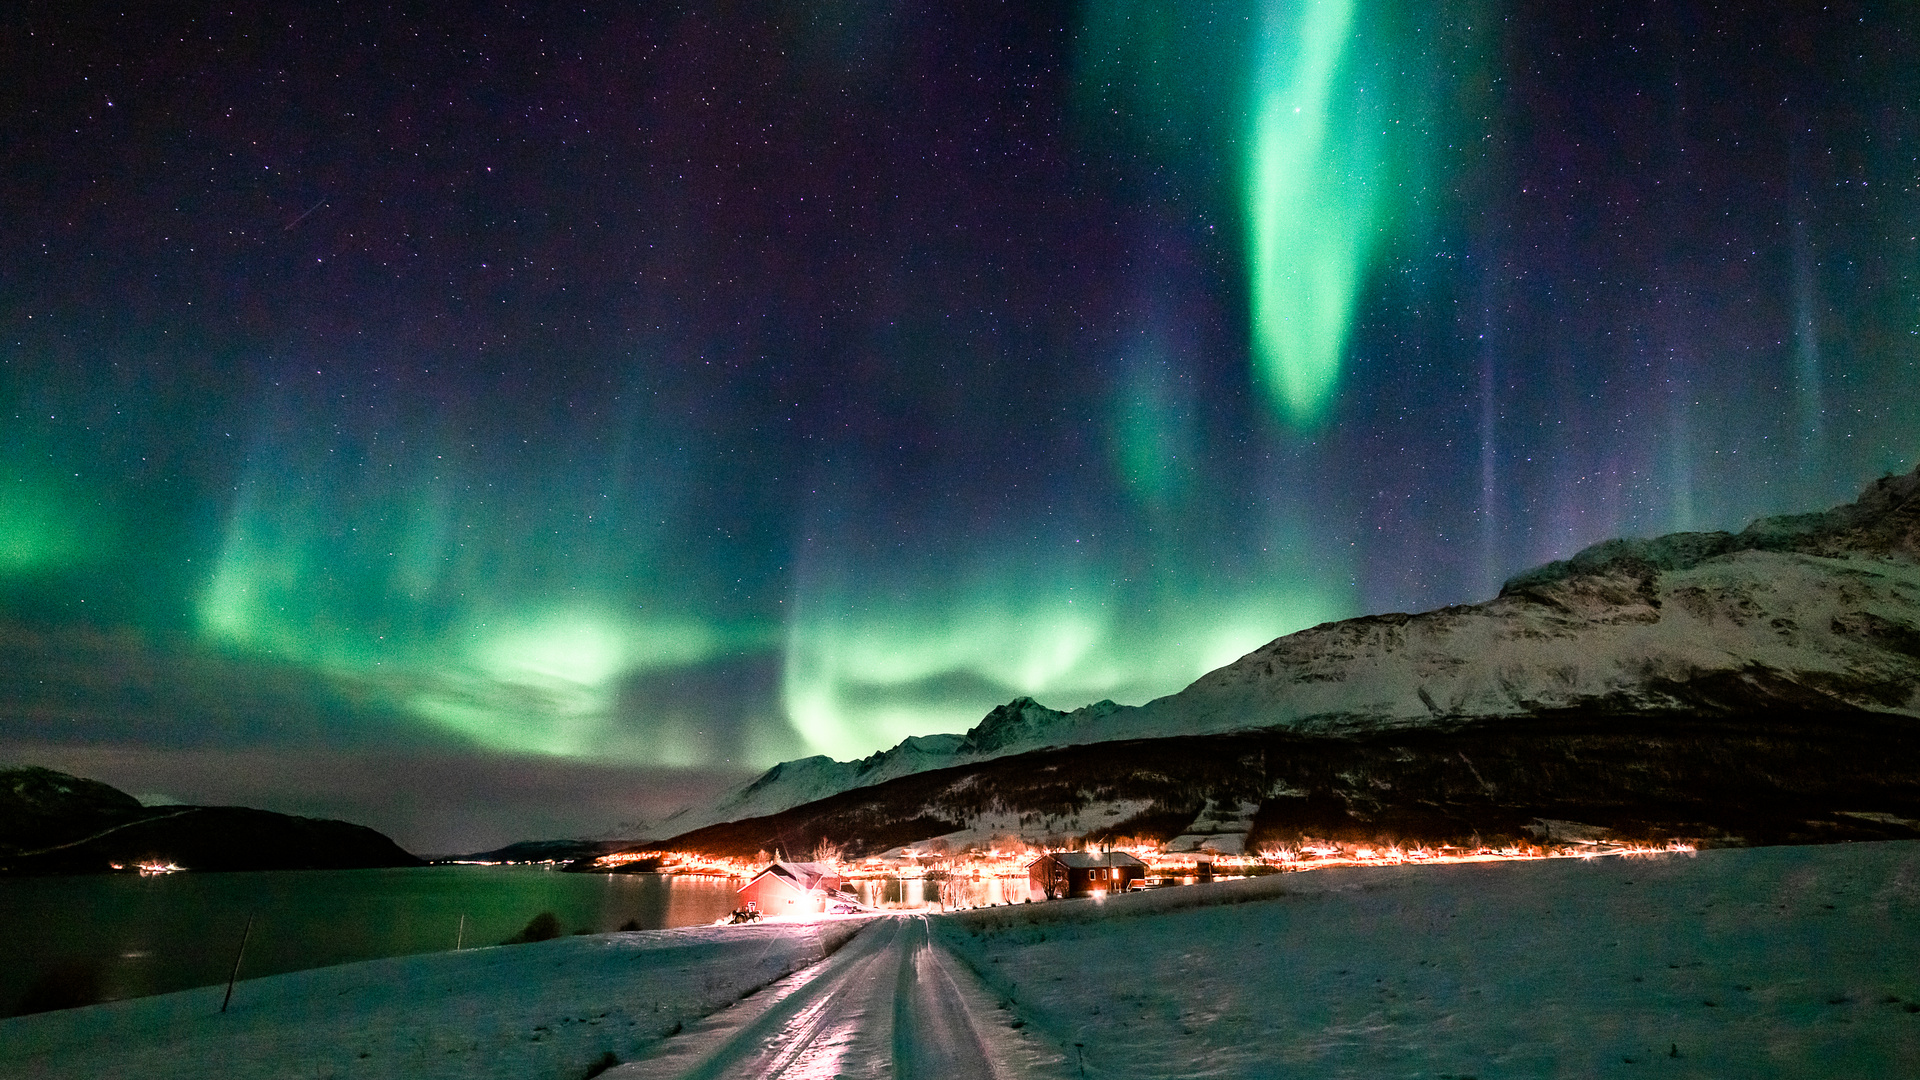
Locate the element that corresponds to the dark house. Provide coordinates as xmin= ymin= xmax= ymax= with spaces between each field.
xmin=1028 ymin=851 xmax=1148 ymax=899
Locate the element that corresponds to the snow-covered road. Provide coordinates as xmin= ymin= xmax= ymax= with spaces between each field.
xmin=612 ymin=915 xmax=1054 ymax=1080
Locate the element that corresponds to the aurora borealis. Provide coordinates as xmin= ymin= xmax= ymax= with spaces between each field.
xmin=3 ymin=3 xmax=1917 ymax=850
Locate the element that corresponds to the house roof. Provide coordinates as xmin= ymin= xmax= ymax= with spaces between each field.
xmin=1031 ymin=851 xmax=1147 ymax=870
xmin=740 ymin=859 xmax=840 ymax=894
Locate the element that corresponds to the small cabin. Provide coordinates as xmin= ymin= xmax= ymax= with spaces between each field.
xmin=736 ymin=860 xmax=844 ymax=916
xmin=1028 ymin=851 xmax=1147 ymax=899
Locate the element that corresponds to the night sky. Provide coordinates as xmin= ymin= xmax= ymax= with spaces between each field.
xmin=3 ymin=2 xmax=1916 ymax=852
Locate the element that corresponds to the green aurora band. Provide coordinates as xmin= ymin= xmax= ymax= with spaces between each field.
xmin=179 ymin=410 xmax=1353 ymax=766
xmin=1072 ymin=0 xmax=1418 ymax=425
xmin=1245 ymin=0 xmax=1391 ymax=426
xmin=9 ymin=1 xmax=1911 ymax=789
xmin=2 ymin=2 xmax=1415 ymax=769
xmin=193 ymin=516 xmax=1348 ymax=765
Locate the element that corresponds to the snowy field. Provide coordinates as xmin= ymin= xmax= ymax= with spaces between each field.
xmin=940 ymin=840 xmax=1920 ymax=1078
xmin=5 ymin=842 xmax=1918 ymax=1079
xmin=0 ymin=918 xmax=867 ymax=1080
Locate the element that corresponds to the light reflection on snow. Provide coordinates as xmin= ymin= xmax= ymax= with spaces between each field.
xmin=753 ymin=991 xmax=854 ymax=1079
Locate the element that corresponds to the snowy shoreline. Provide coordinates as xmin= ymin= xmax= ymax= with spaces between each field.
xmin=0 ymin=919 xmax=868 ymax=1080
xmin=5 ymin=841 xmax=1918 ymax=1079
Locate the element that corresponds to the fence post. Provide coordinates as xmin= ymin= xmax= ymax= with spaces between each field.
xmin=220 ymin=913 xmax=254 ymax=1013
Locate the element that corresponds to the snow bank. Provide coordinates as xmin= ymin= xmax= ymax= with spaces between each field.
xmin=935 ymin=841 xmax=1920 ymax=1078
xmin=0 ymin=919 xmax=868 ymax=1080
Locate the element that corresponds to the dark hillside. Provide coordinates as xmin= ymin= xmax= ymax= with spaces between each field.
xmin=0 ymin=766 xmax=423 ymax=874
xmin=644 ymin=709 xmax=1920 ymax=859
xmin=0 ymin=766 xmax=145 ymax=855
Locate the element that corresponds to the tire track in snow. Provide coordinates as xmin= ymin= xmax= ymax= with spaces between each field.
xmin=893 ymin=916 xmax=1001 ymax=1079
xmin=613 ymin=915 xmax=1047 ymax=1079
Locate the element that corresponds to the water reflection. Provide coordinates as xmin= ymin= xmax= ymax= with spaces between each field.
xmin=0 ymin=867 xmax=739 ymax=1016
xmin=845 ymin=876 xmax=1032 ymax=912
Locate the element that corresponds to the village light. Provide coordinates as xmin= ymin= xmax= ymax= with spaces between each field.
xmin=578 ymin=833 xmax=1695 ymax=917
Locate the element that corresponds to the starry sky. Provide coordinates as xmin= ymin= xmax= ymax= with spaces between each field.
xmin=3 ymin=2 xmax=1916 ymax=852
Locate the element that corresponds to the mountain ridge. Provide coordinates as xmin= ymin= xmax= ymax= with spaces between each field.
xmin=0 ymin=766 xmax=424 ymax=874
xmin=639 ymin=464 xmax=1919 ymax=842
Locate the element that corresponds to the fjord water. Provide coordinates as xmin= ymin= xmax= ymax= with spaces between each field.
xmin=847 ymin=874 xmax=1032 ymax=911
xmin=0 ymin=866 xmax=740 ymax=1016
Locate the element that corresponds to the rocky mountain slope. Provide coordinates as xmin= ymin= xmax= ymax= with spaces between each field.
xmin=651 ymin=711 xmax=1920 ymax=859
xmin=0 ymin=766 xmax=423 ymax=874
xmin=637 ymin=463 xmax=1920 ymax=851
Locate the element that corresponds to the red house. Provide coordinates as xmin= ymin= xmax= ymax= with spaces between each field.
xmin=736 ymin=860 xmax=844 ymax=916
xmin=1028 ymin=851 xmax=1147 ymax=899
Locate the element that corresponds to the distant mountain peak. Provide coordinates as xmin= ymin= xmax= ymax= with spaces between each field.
xmin=1503 ymin=464 xmax=1919 ymax=594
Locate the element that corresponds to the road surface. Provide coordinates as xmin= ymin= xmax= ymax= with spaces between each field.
xmin=610 ymin=915 xmax=1055 ymax=1080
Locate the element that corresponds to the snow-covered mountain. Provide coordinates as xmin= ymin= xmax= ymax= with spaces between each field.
xmin=649 ymin=464 xmax=1920 ymax=840
xmin=638 ymin=732 xmax=977 ymax=840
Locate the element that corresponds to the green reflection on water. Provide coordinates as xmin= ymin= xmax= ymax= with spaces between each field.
xmin=0 ymin=867 xmax=740 ymax=1016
